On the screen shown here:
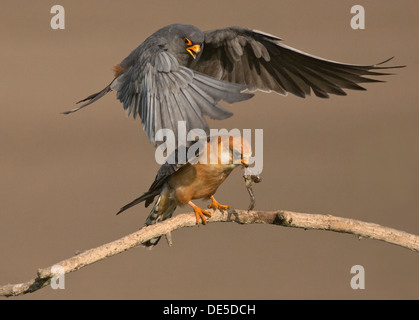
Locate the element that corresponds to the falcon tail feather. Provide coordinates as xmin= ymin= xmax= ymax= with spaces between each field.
xmin=142 ymin=198 xmax=177 ymax=248
xmin=62 ymin=80 xmax=114 ymax=115
xmin=116 ymin=189 xmax=160 ymax=215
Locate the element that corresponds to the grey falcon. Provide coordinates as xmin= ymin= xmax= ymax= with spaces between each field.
xmin=63 ymin=24 xmax=403 ymax=146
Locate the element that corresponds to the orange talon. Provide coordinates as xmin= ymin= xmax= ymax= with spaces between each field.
xmin=188 ymin=201 xmax=211 ymax=225
xmin=208 ymin=196 xmax=230 ymax=211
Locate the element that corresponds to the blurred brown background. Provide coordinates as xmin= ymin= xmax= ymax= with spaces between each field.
xmin=1 ymin=0 xmax=418 ymax=300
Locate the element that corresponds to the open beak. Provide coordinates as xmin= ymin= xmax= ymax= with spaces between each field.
xmin=241 ymin=158 xmax=249 ymax=168
xmin=186 ymin=44 xmax=201 ymax=59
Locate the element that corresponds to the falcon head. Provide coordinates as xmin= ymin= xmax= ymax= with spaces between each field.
xmin=231 ymin=137 xmax=253 ymax=168
xmin=206 ymin=135 xmax=253 ymax=168
xmin=162 ymin=24 xmax=204 ymax=65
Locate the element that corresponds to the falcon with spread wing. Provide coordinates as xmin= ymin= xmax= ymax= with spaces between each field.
xmin=64 ymin=24 xmax=403 ymax=146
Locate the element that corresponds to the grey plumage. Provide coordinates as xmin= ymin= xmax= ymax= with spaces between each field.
xmin=116 ymin=161 xmax=181 ymax=215
xmin=64 ymin=24 xmax=404 ymax=146
xmin=193 ymin=27 xmax=402 ymax=97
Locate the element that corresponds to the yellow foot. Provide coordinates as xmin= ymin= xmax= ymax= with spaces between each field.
xmin=189 ymin=201 xmax=212 ymax=225
xmin=208 ymin=196 xmax=230 ymax=211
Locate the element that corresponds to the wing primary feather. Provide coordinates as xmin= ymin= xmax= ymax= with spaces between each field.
xmin=188 ymin=82 xmax=233 ymax=119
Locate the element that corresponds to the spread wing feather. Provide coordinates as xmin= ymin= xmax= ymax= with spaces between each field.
xmin=114 ymin=50 xmax=253 ymax=146
xmin=192 ymin=27 xmax=404 ymax=98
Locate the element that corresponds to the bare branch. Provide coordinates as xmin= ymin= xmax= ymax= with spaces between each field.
xmin=1 ymin=209 xmax=418 ymax=297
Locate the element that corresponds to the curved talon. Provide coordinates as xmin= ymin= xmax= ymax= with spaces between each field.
xmin=195 ymin=209 xmax=211 ymax=225
xmin=189 ymin=201 xmax=211 ymax=225
xmin=208 ymin=196 xmax=230 ymax=211
xmin=208 ymin=203 xmax=230 ymax=211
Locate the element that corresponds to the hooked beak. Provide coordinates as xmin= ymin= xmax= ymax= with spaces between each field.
xmin=186 ymin=44 xmax=201 ymax=59
xmin=241 ymin=158 xmax=249 ymax=168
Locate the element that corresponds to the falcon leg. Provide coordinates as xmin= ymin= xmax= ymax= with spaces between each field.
xmin=208 ymin=195 xmax=230 ymax=211
xmin=188 ymin=201 xmax=212 ymax=225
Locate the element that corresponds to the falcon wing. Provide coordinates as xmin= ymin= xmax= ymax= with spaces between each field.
xmin=116 ymin=139 xmax=203 ymax=215
xmin=192 ymin=27 xmax=404 ymax=98
xmin=112 ymin=49 xmax=253 ymax=146
xmin=116 ymin=161 xmax=187 ymax=215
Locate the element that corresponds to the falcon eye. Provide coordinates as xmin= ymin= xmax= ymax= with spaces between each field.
xmin=183 ymin=37 xmax=192 ymax=46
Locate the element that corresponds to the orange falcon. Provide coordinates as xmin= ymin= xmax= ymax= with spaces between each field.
xmin=116 ymin=135 xmax=254 ymax=247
